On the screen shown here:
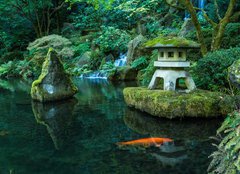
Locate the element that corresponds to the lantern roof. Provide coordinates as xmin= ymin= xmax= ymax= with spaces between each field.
xmin=144 ymin=36 xmax=200 ymax=49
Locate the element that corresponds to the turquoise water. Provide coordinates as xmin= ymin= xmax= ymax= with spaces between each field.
xmin=0 ymin=79 xmax=221 ymax=174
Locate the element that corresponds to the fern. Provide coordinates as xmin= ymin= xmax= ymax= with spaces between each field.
xmin=208 ymin=111 xmax=240 ymax=174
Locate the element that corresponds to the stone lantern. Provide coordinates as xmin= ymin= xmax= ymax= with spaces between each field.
xmin=145 ymin=37 xmax=200 ymax=92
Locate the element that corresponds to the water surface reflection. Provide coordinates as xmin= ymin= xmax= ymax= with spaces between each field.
xmin=0 ymin=79 xmax=220 ymax=174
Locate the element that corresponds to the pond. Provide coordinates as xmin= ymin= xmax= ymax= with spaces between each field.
xmin=0 ymin=78 xmax=221 ymax=174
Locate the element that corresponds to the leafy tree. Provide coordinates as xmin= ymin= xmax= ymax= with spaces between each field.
xmin=165 ymin=0 xmax=239 ymax=55
xmin=0 ymin=0 xmax=66 ymax=38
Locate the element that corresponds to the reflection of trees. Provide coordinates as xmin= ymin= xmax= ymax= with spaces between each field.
xmin=0 ymin=79 xmax=31 ymax=92
xmin=74 ymin=79 xmax=137 ymax=120
xmin=32 ymin=99 xmax=78 ymax=150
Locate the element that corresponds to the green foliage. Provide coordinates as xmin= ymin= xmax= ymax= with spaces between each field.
xmin=208 ymin=111 xmax=240 ymax=174
xmin=93 ymin=26 xmax=131 ymax=53
xmin=100 ymin=62 xmax=115 ymax=70
xmin=70 ymin=4 xmax=103 ymax=30
xmin=138 ymin=50 xmax=158 ymax=85
xmin=131 ymin=56 xmax=148 ymax=70
xmin=191 ymin=48 xmax=240 ymax=91
xmin=26 ymin=34 xmax=74 ymax=75
xmin=222 ymin=23 xmax=240 ymax=49
xmin=89 ymin=50 xmax=105 ymax=70
xmin=0 ymin=60 xmax=34 ymax=79
xmin=72 ymin=42 xmax=91 ymax=57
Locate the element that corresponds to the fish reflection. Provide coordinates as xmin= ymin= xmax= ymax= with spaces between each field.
xmin=32 ymin=99 xmax=77 ymax=150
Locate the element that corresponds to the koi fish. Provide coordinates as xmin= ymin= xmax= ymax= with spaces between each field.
xmin=117 ymin=137 xmax=173 ymax=148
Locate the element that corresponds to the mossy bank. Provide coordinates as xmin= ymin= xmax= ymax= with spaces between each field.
xmin=123 ymin=87 xmax=236 ymax=119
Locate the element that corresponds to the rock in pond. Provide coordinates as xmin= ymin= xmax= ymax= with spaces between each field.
xmin=31 ymin=48 xmax=78 ymax=102
xmin=228 ymin=59 xmax=240 ymax=89
xmin=123 ymin=87 xmax=236 ymax=119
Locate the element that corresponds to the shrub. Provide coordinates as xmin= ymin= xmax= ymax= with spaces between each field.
xmin=72 ymin=42 xmax=91 ymax=57
xmin=131 ymin=56 xmax=148 ymax=71
xmin=93 ymin=26 xmax=131 ymax=53
xmin=191 ymin=48 xmax=240 ymax=91
xmin=0 ymin=59 xmax=34 ymax=79
xmin=26 ymin=34 xmax=74 ymax=76
xmin=138 ymin=50 xmax=158 ymax=85
xmin=222 ymin=23 xmax=240 ymax=49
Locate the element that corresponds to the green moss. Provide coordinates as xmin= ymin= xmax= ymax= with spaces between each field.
xmin=31 ymin=48 xmax=78 ymax=102
xmin=144 ymin=36 xmax=200 ymax=48
xmin=123 ymin=87 xmax=236 ymax=119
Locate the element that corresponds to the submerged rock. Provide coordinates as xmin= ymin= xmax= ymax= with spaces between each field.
xmin=31 ymin=49 xmax=78 ymax=102
xmin=228 ymin=59 xmax=240 ymax=89
xmin=123 ymin=87 xmax=236 ymax=119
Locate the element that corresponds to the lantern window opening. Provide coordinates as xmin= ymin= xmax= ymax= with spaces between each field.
xmin=168 ymin=52 xmax=174 ymax=58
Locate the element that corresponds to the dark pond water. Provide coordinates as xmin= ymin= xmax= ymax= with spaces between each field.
xmin=0 ymin=78 xmax=221 ymax=174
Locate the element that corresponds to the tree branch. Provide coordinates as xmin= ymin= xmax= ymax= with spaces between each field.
xmin=50 ymin=1 xmax=65 ymax=17
xmin=214 ymin=0 xmax=222 ymax=21
xmin=163 ymin=0 xmax=185 ymax=10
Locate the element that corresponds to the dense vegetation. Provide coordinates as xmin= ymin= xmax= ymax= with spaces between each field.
xmin=0 ymin=0 xmax=240 ymax=173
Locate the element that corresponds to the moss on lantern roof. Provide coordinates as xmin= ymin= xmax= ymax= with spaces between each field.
xmin=144 ymin=36 xmax=200 ymax=48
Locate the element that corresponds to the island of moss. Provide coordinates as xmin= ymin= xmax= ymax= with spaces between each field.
xmin=31 ymin=48 xmax=78 ymax=102
xmin=123 ymin=87 xmax=236 ymax=119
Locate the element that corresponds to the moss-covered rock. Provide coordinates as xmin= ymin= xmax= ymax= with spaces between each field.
xmin=123 ymin=87 xmax=236 ymax=119
xmin=110 ymin=66 xmax=138 ymax=81
xmin=31 ymin=49 xmax=78 ymax=102
xmin=228 ymin=59 xmax=240 ymax=89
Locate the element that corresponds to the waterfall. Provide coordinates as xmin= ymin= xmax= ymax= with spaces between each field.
xmin=184 ymin=0 xmax=205 ymax=20
xmin=114 ymin=53 xmax=127 ymax=67
xmin=80 ymin=71 xmax=108 ymax=80
xmin=198 ymin=0 xmax=205 ymax=9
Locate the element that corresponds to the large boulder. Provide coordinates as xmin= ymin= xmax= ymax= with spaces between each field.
xmin=123 ymin=87 xmax=236 ymax=119
xmin=109 ymin=66 xmax=138 ymax=81
xmin=31 ymin=49 xmax=78 ymax=102
xmin=228 ymin=59 xmax=240 ymax=89
xmin=126 ymin=35 xmax=145 ymax=64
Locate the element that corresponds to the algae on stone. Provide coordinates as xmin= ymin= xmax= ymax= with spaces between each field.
xmin=31 ymin=48 xmax=78 ymax=102
xmin=123 ymin=87 xmax=236 ymax=119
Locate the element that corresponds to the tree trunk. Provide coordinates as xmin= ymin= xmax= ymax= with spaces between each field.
xmin=211 ymin=0 xmax=237 ymax=51
xmin=184 ymin=0 xmax=208 ymax=56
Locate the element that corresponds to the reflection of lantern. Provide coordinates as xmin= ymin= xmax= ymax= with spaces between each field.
xmin=146 ymin=37 xmax=200 ymax=92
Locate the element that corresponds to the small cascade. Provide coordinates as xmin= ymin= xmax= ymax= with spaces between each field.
xmin=80 ymin=71 xmax=108 ymax=80
xmin=114 ymin=53 xmax=127 ymax=67
xmin=184 ymin=0 xmax=205 ymax=20
xmin=198 ymin=0 xmax=205 ymax=9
